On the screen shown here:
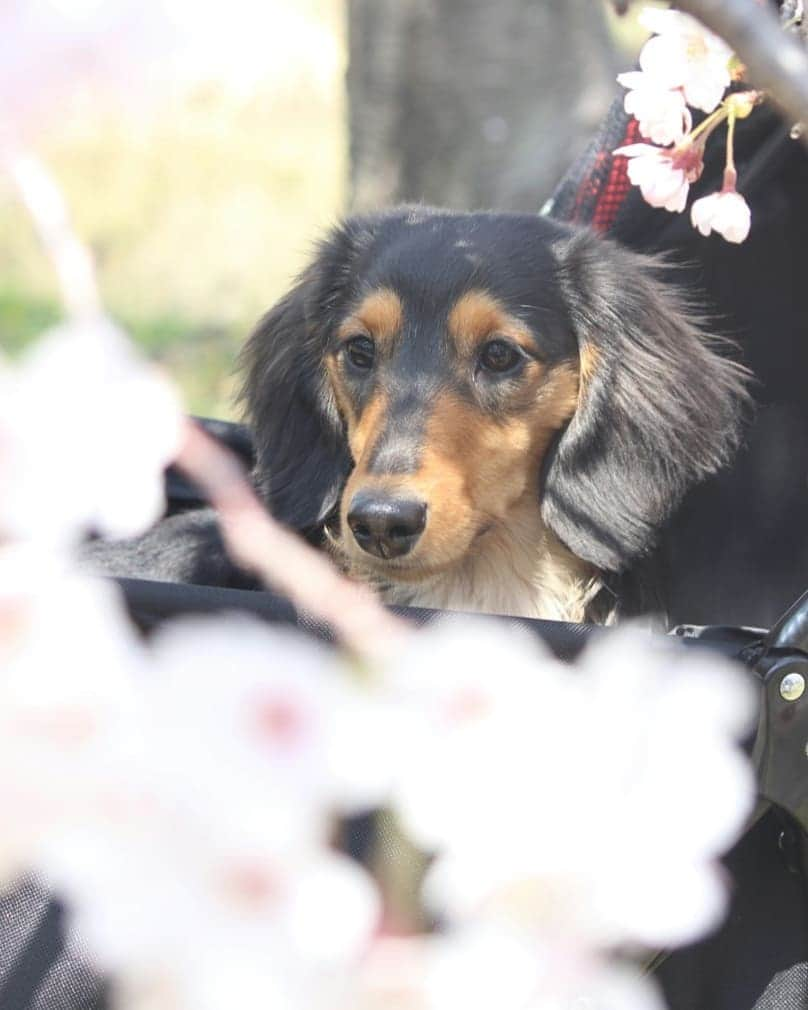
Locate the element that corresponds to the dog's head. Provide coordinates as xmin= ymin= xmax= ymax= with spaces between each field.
xmin=240 ymin=207 xmax=748 ymax=581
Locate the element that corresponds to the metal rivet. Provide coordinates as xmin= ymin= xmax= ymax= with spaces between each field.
xmin=780 ymin=672 xmax=805 ymax=701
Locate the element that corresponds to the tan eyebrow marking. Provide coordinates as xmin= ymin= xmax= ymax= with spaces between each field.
xmin=448 ymin=289 xmax=539 ymax=357
xmin=337 ymin=288 xmax=403 ymax=354
xmin=348 ymin=390 xmax=388 ymax=464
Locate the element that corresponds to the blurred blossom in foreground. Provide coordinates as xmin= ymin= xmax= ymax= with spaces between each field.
xmin=0 ymin=552 xmax=146 ymax=885
xmin=0 ymin=571 xmax=382 ymax=1010
xmin=351 ymin=925 xmax=668 ymax=1010
xmin=0 ymin=318 xmax=182 ymax=546
xmin=390 ymin=621 xmax=757 ymax=950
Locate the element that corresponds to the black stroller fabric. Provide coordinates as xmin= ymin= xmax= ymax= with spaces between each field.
xmin=4 ymin=88 xmax=808 ymax=1010
xmin=0 ymin=879 xmax=102 ymax=1010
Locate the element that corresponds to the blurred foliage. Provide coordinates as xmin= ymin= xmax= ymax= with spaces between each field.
xmin=0 ymin=287 xmax=61 ymax=355
xmin=0 ymin=0 xmax=346 ymax=418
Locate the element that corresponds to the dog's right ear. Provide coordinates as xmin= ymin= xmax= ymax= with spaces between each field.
xmin=542 ymin=230 xmax=751 ymax=572
xmin=238 ymin=260 xmax=352 ymax=532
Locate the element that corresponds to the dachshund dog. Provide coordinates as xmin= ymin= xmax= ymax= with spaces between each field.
xmin=87 ymin=207 xmax=749 ymax=623
xmin=234 ymin=206 xmax=749 ymax=622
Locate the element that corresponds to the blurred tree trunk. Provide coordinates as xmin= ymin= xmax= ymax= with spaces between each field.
xmin=346 ymin=0 xmax=619 ymax=212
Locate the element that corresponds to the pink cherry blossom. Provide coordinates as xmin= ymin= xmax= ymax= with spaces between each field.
xmin=638 ymin=7 xmax=732 ymax=114
xmin=613 ymin=142 xmax=703 ymax=213
xmin=617 ymin=71 xmax=691 ymax=146
xmin=691 ymin=188 xmax=751 ymax=243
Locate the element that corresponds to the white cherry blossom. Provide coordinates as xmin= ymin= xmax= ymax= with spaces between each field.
xmin=691 ymin=188 xmax=752 ymax=243
xmin=613 ymin=142 xmax=703 ymax=213
xmin=638 ymin=7 xmax=732 ymax=114
xmin=617 ymin=71 xmax=691 ymax=146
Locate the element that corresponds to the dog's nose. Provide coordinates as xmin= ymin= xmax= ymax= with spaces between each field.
xmin=347 ymin=493 xmax=427 ymax=559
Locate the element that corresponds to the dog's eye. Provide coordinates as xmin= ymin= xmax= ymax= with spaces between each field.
xmin=478 ymin=339 xmax=522 ymax=374
xmin=344 ymin=336 xmax=376 ymax=371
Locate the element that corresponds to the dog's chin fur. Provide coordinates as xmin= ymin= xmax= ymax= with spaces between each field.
xmin=329 ymin=494 xmax=606 ymax=622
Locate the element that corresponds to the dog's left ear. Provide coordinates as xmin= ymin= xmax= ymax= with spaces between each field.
xmin=542 ymin=230 xmax=751 ymax=572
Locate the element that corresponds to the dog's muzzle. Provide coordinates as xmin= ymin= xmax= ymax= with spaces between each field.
xmin=347 ymin=491 xmax=427 ymax=559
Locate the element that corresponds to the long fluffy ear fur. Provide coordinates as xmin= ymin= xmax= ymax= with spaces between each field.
xmin=542 ymin=230 xmax=751 ymax=572
xmin=238 ymin=252 xmax=353 ymax=532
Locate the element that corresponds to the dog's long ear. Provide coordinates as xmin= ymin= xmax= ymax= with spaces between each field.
xmin=238 ymin=257 xmax=352 ymax=532
xmin=542 ymin=231 xmax=751 ymax=572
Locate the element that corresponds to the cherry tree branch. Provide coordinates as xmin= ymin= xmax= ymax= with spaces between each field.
xmin=2 ymin=148 xmax=102 ymax=319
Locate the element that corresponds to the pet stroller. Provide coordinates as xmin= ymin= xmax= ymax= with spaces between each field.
xmin=2 ymin=96 xmax=808 ymax=1010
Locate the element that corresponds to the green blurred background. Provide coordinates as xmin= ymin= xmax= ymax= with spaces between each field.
xmin=0 ymin=0 xmax=649 ymax=418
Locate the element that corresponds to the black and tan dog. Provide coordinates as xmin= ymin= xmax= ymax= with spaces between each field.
xmin=91 ymin=207 xmax=749 ymax=622
xmin=241 ymin=206 xmax=748 ymax=621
